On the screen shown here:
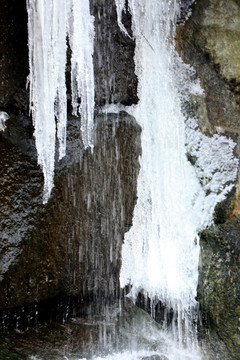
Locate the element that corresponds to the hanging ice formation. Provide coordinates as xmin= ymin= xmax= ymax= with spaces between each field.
xmin=27 ymin=0 xmax=95 ymax=203
xmin=115 ymin=0 xmax=238 ymax=349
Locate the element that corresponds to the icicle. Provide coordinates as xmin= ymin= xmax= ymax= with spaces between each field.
xmin=115 ymin=0 xmax=132 ymax=38
xmin=0 ymin=111 xmax=9 ymax=132
xmin=27 ymin=0 xmax=95 ymax=203
xmin=27 ymin=0 xmax=67 ymax=203
xmin=67 ymin=0 xmax=95 ymax=149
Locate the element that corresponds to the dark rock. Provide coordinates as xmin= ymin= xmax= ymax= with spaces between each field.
xmin=178 ymin=0 xmax=195 ymax=24
xmin=198 ymin=220 xmax=240 ymax=359
xmin=90 ymin=0 xmax=138 ymax=107
xmin=0 ymin=0 xmax=29 ymax=110
xmin=176 ymin=1 xmax=240 ymax=358
xmin=0 ymin=0 xmax=140 ymax=320
xmin=0 ymin=112 xmax=141 ymax=323
xmin=0 ymin=346 xmax=25 ymax=360
xmin=0 ymin=299 xmax=165 ymax=359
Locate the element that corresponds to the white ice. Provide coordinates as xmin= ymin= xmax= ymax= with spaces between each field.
xmin=0 ymin=111 xmax=9 ymax=131
xmin=27 ymin=0 xmax=95 ymax=203
xmin=115 ymin=0 xmax=238 ymax=351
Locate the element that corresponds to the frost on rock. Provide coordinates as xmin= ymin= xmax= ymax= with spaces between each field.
xmin=27 ymin=0 xmax=95 ymax=203
xmin=115 ymin=0 xmax=238 ymax=350
xmin=185 ymin=117 xmax=239 ymax=226
xmin=0 ymin=111 xmax=9 ymax=132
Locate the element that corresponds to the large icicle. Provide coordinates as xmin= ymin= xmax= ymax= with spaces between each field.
xmin=115 ymin=0 xmax=238 ymax=350
xmin=27 ymin=0 xmax=67 ymax=203
xmin=27 ymin=0 xmax=95 ymax=203
xmin=67 ymin=0 xmax=95 ymax=149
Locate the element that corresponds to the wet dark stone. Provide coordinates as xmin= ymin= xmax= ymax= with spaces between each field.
xmin=198 ymin=219 xmax=240 ymax=359
xmin=0 ymin=112 xmax=141 ymax=325
xmin=0 ymin=299 xmax=164 ymax=359
xmin=177 ymin=0 xmax=195 ymax=24
xmin=0 ymin=0 xmax=29 ymax=110
xmin=135 ymin=292 xmax=173 ymax=327
xmin=90 ymin=0 xmax=138 ymax=107
xmin=0 ymin=346 xmax=26 ymax=360
xmin=0 ymin=0 xmax=140 ymax=319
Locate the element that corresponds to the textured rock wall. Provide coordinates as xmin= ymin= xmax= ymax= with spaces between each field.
xmin=0 ymin=1 xmax=239 ymax=359
xmin=0 ymin=112 xmax=141 ymax=327
xmin=0 ymin=0 xmax=140 ymax=323
xmin=176 ymin=1 xmax=240 ymax=358
xmin=91 ymin=0 xmax=138 ymax=106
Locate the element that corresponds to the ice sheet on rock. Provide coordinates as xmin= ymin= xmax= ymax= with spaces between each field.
xmin=116 ymin=0 xmax=202 ymax=313
xmin=115 ymin=0 xmax=238 ymax=351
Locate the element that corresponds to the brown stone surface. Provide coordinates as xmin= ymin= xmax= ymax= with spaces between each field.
xmin=176 ymin=1 xmax=240 ymax=358
xmin=0 ymin=112 xmax=141 ymax=312
xmin=0 ymin=0 xmax=140 ymax=315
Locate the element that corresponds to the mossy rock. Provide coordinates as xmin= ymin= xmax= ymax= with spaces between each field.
xmin=200 ymin=0 xmax=240 ymax=83
xmin=198 ymin=220 xmax=240 ymax=359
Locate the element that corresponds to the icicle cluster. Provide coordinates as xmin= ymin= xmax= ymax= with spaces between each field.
xmin=27 ymin=0 xmax=95 ymax=203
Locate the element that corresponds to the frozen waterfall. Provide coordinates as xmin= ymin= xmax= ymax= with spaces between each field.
xmin=115 ymin=0 xmax=238 ymax=351
xmin=27 ymin=0 xmax=95 ymax=203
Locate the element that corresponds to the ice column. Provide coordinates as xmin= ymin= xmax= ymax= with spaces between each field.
xmin=115 ymin=0 xmax=238 ymax=338
xmin=27 ymin=0 xmax=94 ymax=203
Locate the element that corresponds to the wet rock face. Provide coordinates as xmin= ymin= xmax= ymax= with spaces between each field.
xmin=0 ymin=299 xmax=164 ymax=359
xmin=176 ymin=0 xmax=240 ymax=358
xmin=198 ymin=222 xmax=240 ymax=359
xmin=91 ymin=0 xmax=138 ymax=106
xmin=0 ymin=111 xmax=141 ymax=316
xmin=0 ymin=0 xmax=140 ymax=321
xmin=0 ymin=0 xmax=29 ymax=110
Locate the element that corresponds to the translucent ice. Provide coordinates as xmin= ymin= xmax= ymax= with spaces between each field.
xmin=67 ymin=0 xmax=95 ymax=149
xmin=27 ymin=0 xmax=94 ymax=203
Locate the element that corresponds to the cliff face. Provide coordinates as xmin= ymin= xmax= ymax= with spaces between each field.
xmin=0 ymin=0 xmax=239 ymax=359
xmin=176 ymin=0 xmax=240 ymax=358
xmin=0 ymin=0 xmax=140 ymax=321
